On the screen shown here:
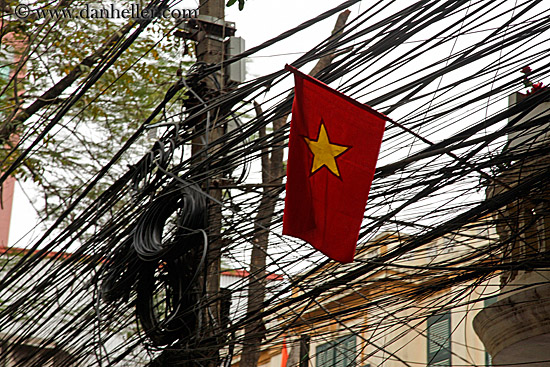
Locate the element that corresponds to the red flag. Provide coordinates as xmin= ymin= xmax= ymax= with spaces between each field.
xmin=281 ymin=337 xmax=288 ymax=367
xmin=282 ymin=65 xmax=388 ymax=263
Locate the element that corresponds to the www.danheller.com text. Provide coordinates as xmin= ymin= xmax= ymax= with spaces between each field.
xmin=14 ymin=4 xmax=198 ymax=20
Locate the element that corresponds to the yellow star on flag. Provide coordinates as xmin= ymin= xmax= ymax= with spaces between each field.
xmin=304 ymin=121 xmax=350 ymax=177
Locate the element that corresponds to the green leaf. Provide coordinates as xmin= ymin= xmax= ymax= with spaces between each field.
xmin=226 ymin=0 xmax=238 ymax=6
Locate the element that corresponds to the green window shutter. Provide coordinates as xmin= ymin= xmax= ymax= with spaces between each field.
xmin=431 ymin=361 xmax=451 ymax=366
xmin=338 ymin=334 xmax=357 ymax=367
xmin=484 ymin=296 xmax=497 ymax=307
xmin=427 ymin=312 xmax=451 ymax=366
xmin=486 ymin=351 xmax=492 ymax=366
xmin=316 ymin=341 xmax=334 ymax=367
xmin=484 ymin=297 xmax=496 ymax=366
xmin=316 ymin=334 xmax=357 ymax=367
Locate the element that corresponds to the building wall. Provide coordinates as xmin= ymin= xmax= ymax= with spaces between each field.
xmin=249 ymin=229 xmax=499 ymax=367
xmin=0 ymin=22 xmax=27 ymax=248
xmin=0 ymin=176 xmax=15 ymax=247
xmin=258 ymin=290 xmax=493 ymax=367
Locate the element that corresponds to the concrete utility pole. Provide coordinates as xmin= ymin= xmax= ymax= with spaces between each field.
xmin=197 ymin=0 xmax=225 ymax=71
xmin=146 ymin=3 xmax=241 ymax=365
xmin=197 ymin=0 xmax=225 ymax=316
xmin=189 ymin=1 xmax=238 ymax=365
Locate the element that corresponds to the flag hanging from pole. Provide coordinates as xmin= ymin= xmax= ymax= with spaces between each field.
xmin=282 ymin=64 xmax=388 ymax=263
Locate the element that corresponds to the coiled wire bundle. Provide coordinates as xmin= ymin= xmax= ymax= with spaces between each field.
xmin=101 ymin=180 xmax=207 ymax=346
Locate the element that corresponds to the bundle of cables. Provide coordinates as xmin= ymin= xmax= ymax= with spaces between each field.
xmin=101 ymin=179 xmax=208 ymax=346
xmin=131 ymin=139 xmax=176 ymax=196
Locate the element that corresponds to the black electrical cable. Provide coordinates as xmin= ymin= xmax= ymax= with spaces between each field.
xmin=2 ymin=1 xmax=550 ymax=366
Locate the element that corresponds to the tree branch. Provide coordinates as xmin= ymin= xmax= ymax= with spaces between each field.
xmin=0 ymin=22 xmax=134 ymax=143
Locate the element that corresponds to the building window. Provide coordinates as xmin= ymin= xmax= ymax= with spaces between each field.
xmin=316 ymin=334 xmax=357 ymax=367
xmin=485 ymin=351 xmax=492 ymax=366
xmin=427 ymin=312 xmax=451 ymax=366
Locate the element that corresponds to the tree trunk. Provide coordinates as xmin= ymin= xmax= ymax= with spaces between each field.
xmin=239 ymin=10 xmax=351 ymax=367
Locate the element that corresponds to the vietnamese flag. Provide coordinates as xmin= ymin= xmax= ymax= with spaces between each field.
xmin=282 ymin=65 xmax=388 ymax=263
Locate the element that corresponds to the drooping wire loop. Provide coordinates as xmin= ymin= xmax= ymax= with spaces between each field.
xmin=101 ymin=179 xmax=208 ymax=346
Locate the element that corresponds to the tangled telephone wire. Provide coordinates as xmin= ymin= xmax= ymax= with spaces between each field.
xmin=101 ymin=179 xmax=208 ymax=346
